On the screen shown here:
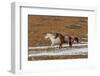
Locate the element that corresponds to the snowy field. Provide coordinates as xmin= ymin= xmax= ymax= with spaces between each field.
xmin=29 ymin=47 xmax=87 ymax=57
xmin=28 ymin=43 xmax=88 ymax=57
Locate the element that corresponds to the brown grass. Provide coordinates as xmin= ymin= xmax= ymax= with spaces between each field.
xmin=28 ymin=15 xmax=88 ymax=47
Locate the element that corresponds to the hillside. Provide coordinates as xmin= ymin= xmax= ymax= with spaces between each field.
xmin=28 ymin=15 xmax=88 ymax=47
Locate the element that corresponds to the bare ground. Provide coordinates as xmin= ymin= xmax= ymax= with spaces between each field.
xmin=28 ymin=55 xmax=88 ymax=61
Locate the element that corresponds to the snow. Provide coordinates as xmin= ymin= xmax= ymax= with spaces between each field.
xmin=28 ymin=47 xmax=88 ymax=57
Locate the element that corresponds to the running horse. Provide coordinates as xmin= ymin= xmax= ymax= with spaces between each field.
xmin=45 ymin=32 xmax=79 ymax=48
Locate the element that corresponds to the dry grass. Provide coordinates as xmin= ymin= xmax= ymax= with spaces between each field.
xmin=28 ymin=15 xmax=88 ymax=47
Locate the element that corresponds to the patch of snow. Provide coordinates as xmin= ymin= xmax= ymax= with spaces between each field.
xmin=29 ymin=47 xmax=88 ymax=57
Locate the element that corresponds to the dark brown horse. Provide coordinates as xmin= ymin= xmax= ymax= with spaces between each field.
xmin=45 ymin=32 xmax=79 ymax=48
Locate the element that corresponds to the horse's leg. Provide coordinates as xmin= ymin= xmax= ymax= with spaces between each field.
xmin=68 ymin=36 xmax=74 ymax=48
xmin=69 ymin=41 xmax=72 ymax=48
xmin=51 ymin=43 xmax=54 ymax=46
xmin=59 ymin=43 xmax=62 ymax=49
xmin=50 ymin=42 xmax=54 ymax=49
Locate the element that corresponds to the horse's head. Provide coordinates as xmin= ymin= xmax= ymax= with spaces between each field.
xmin=45 ymin=32 xmax=53 ymax=39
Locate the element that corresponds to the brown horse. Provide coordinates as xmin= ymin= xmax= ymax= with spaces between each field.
xmin=45 ymin=32 xmax=79 ymax=48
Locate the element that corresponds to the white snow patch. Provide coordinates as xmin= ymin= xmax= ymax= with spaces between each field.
xmin=29 ymin=47 xmax=88 ymax=57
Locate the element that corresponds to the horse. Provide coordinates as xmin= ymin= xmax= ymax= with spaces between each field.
xmin=45 ymin=32 xmax=65 ymax=48
xmin=45 ymin=32 xmax=79 ymax=48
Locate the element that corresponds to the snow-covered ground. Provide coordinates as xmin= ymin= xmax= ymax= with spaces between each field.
xmin=28 ymin=43 xmax=88 ymax=57
xmin=29 ymin=42 xmax=87 ymax=50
